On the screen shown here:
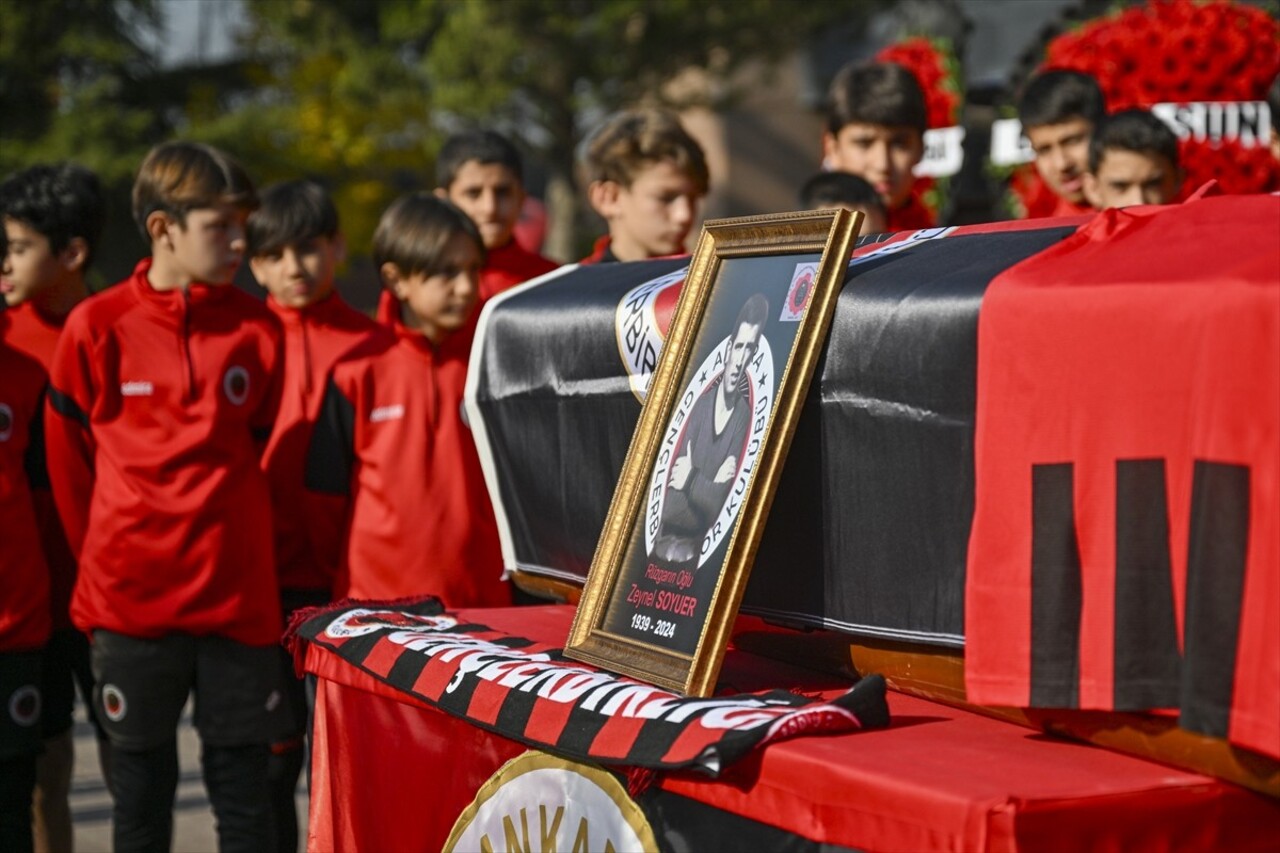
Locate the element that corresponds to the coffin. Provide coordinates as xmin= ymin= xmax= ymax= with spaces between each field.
xmin=464 ymin=195 xmax=1280 ymax=795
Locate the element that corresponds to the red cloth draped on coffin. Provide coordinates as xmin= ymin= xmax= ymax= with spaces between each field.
xmin=966 ymin=193 xmax=1280 ymax=759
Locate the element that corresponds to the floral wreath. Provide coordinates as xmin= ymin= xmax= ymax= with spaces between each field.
xmin=876 ymin=36 xmax=963 ymax=129
xmin=875 ymin=36 xmax=964 ymax=218
xmin=1009 ymin=0 xmax=1280 ymax=217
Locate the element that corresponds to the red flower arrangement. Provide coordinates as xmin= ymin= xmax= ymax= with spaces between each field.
xmin=1179 ymin=136 xmax=1280 ymax=196
xmin=876 ymin=36 xmax=963 ymax=129
xmin=1010 ymin=0 xmax=1280 ymax=216
xmin=1044 ymin=0 xmax=1279 ymax=110
xmin=1007 ymin=165 xmax=1062 ymax=220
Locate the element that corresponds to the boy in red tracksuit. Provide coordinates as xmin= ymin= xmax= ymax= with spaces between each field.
xmin=822 ymin=62 xmax=935 ymax=231
xmin=435 ymin=129 xmax=560 ymax=299
xmin=307 ymin=193 xmax=511 ymax=608
xmin=376 ymin=129 xmax=559 ymax=336
xmin=0 ymin=340 xmax=52 ymax=853
xmin=578 ymin=107 xmax=709 ymax=264
xmin=0 ymin=161 xmax=108 ymax=853
xmin=1016 ymin=70 xmax=1107 ymax=218
xmin=45 ymin=141 xmax=282 ymax=853
xmin=246 ymin=179 xmax=379 ymax=853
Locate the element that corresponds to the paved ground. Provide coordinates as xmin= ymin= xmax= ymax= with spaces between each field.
xmin=69 ymin=700 xmax=307 ymax=852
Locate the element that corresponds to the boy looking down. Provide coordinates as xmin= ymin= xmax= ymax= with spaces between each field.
xmin=580 ymin=107 xmax=709 ymax=263
xmin=45 ymin=141 xmax=282 ymax=852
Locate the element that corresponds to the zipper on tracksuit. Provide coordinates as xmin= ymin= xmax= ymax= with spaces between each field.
xmin=180 ymin=288 xmax=196 ymax=403
xmin=301 ymin=314 xmax=314 ymax=396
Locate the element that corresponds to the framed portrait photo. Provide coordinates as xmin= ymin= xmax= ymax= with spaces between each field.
xmin=565 ymin=208 xmax=862 ymax=695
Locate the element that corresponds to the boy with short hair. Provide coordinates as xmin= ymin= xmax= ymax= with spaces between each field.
xmin=246 ymin=179 xmax=379 ymax=853
xmin=0 ymin=339 xmax=52 ymax=853
xmin=1084 ymin=109 xmax=1183 ymax=209
xmin=376 ymin=129 xmax=558 ymax=331
xmin=579 ymin=107 xmax=709 ymax=263
xmin=307 ymin=193 xmax=511 ymax=608
xmin=823 ymin=61 xmax=932 ymax=231
xmin=45 ymin=141 xmax=283 ymax=852
xmin=1017 ymin=69 xmax=1108 ymax=217
xmin=436 ymin=129 xmax=559 ymax=286
xmin=798 ymin=170 xmax=889 ymax=234
xmin=0 ymin=162 xmax=108 ymax=853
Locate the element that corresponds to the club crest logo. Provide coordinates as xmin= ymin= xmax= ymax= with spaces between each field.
xmin=0 ymin=403 xmax=13 ymax=442
xmin=780 ymin=263 xmax=816 ymax=322
xmin=102 ymin=684 xmax=127 ymax=722
xmin=445 ymin=751 xmax=657 ymax=853
xmin=223 ymin=366 xmax=250 ymax=406
xmin=614 ymin=268 xmax=687 ymax=402
xmin=9 ymin=685 xmax=40 ymax=727
xmin=324 ymin=608 xmax=459 ymax=639
xmin=762 ymin=703 xmax=861 ymax=745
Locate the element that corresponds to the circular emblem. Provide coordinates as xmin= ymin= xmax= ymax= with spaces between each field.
xmin=223 ymin=366 xmax=250 ymax=406
xmin=644 ymin=334 xmax=774 ymax=567
xmin=9 ymin=684 xmax=40 ymax=727
xmin=102 ymin=684 xmax=128 ymax=722
xmin=445 ymin=751 xmax=657 ymax=853
xmin=0 ymin=403 xmax=13 ymax=442
xmin=325 ymin=609 xmax=459 ymax=639
xmin=614 ymin=268 xmax=687 ymax=402
xmin=787 ymin=270 xmax=813 ymax=317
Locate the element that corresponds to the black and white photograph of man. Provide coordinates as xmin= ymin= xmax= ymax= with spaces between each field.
xmin=652 ymin=293 xmax=769 ymax=569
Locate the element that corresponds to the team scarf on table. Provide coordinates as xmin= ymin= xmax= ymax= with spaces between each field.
xmin=287 ymin=597 xmax=889 ymax=778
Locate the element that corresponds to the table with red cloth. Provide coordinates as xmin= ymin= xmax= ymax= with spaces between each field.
xmin=303 ymin=604 xmax=1279 ymax=852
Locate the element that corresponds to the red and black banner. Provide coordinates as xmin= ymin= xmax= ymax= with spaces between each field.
xmin=289 ymin=597 xmax=889 ymax=774
xmin=966 ymin=193 xmax=1280 ymax=759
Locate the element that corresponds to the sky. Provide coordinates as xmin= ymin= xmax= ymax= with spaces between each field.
xmin=147 ymin=0 xmax=245 ymax=67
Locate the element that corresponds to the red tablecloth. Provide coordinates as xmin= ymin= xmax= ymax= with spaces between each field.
xmin=304 ymin=605 xmax=1279 ymax=852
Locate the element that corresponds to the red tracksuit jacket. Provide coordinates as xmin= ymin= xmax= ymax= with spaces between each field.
xmin=1 ymin=302 xmax=79 ymax=631
xmin=885 ymin=187 xmax=936 ymax=232
xmin=46 ymin=259 xmax=284 ymax=645
xmin=261 ymin=293 xmax=379 ymax=593
xmin=0 ymin=340 xmax=52 ymax=652
xmin=305 ymin=321 xmax=510 ymax=608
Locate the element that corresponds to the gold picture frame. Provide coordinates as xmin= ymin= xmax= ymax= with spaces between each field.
xmin=564 ymin=208 xmax=862 ymax=696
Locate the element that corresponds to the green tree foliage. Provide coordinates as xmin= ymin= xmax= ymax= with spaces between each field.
xmin=0 ymin=0 xmax=162 ymax=183
xmin=202 ymin=0 xmax=439 ymax=260
xmin=0 ymin=0 xmax=173 ymax=281
xmin=2 ymin=0 xmax=861 ymax=273
xmin=396 ymin=0 xmax=856 ymax=257
xmin=228 ymin=0 xmax=855 ymax=260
